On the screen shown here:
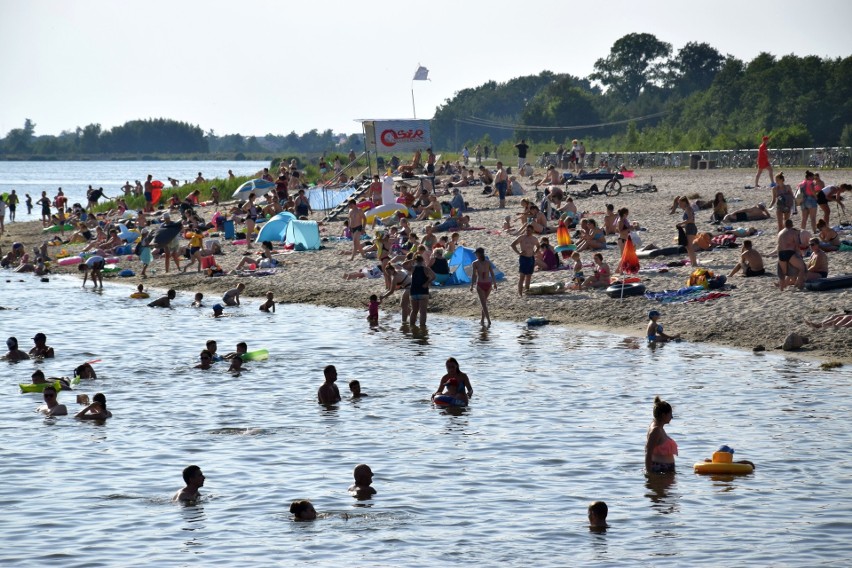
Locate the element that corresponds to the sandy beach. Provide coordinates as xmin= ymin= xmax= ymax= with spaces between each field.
xmin=3 ymin=167 xmax=850 ymax=363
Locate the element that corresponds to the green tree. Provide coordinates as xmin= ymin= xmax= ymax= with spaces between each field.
xmin=667 ymin=42 xmax=725 ymax=96
xmin=590 ymin=33 xmax=672 ymax=102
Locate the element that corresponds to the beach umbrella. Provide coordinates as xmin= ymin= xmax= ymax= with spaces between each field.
xmin=554 ymin=219 xmax=575 ymax=259
xmin=617 ymin=235 xmax=640 ymax=301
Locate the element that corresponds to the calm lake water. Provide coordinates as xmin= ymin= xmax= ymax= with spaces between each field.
xmin=0 ymin=272 xmax=850 ymax=566
xmin=0 ymin=160 xmax=268 ymax=222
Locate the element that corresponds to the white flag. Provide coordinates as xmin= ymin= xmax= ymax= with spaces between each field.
xmin=413 ymin=66 xmax=429 ymax=81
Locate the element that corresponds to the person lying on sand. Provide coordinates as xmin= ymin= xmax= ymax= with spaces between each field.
xmin=806 ymin=312 xmax=852 ymax=329
xmin=723 ymin=203 xmax=770 ymax=223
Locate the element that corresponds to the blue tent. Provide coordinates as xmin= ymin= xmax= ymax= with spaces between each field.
xmin=254 ymin=212 xmax=296 ymax=243
xmin=285 ymin=220 xmax=321 ymax=251
xmin=439 ymin=246 xmax=504 ymax=286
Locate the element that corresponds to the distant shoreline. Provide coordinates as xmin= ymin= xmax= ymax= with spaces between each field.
xmin=0 ymin=153 xmax=274 ymax=162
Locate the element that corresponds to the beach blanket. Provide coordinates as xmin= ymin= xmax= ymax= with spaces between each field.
xmin=645 ymin=286 xmax=710 ymax=303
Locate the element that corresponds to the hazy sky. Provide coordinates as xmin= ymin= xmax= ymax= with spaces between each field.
xmin=1 ymin=0 xmax=850 ymax=138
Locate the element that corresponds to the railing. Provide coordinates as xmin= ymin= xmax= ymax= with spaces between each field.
xmin=576 ymin=147 xmax=851 ymax=170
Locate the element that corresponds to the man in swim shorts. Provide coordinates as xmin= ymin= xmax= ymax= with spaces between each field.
xmin=776 ymin=219 xmax=806 ymax=291
xmin=494 ymin=161 xmax=508 ymax=209
xmin=511 ymin=224 xmax=540 ymax=297
xmin=728 ymin=240 xmax=765 ymax=277
xmin=143 ymin=174 xmax=154 ymax=213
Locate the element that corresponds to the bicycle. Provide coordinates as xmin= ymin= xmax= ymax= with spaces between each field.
xmin=605 ymin=180 xmax=658 ymax=197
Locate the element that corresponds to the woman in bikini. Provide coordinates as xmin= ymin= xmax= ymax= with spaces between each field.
xmin=769 ymin=173 xmax=795 ymax=231
xmin=242 ymin=193 xmax=259 ymax=250
xmin=469 ymin=247 xmax=496 ymax=327
xmin=816 ymin=219 xmax=841 ymax=251
xmin=381 ymin=264 xmax=412 ymax=323
xmin=582 ymin=253 xmax=611 ymax=289
xmin=645 ymin=396 xmax=677 ymax=474
xmin=432 ymin=357 xmax=474 ymax=406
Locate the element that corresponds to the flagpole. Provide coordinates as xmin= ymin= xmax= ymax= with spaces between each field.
xmin=411 ymin=80 xmax=416 ymax=118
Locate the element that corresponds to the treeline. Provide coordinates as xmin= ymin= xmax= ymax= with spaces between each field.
xmin=431 ymin=34 xmax=852 ymax=151
xmin=0 ymin=119 xmax=364 ymax=158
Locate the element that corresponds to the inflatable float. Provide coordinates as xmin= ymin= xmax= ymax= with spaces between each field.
xmin=526 ymin=316 xmax=549 ymax=326
xmin=240 ymin=349 xmax=269 ymax=362
xmin=605 ymin=282 xmax=646 ymax=298
xmin=694 ymin=447 xmax=754 ymax=475
xmin=527 ymin=282 xmax=565 ymax=295
xmin=130 ymin=292 xmax=150 ymax=299
xmin=432 ymin=394 xmax=468 ymax=408
xmin=58 ymin=256 xmax=83 ymax=266
xmin=42 ymin=224 xmax=74 ymax=234
xmin=637 ymin=246 xmax=687 ymax=259
xmin=20 ymin=380 xmax=66 ymax=394
xmin=805 ymin=274 xmax=852 ymax=292
xmin=365 ymin=203 xmax=408 ymax=224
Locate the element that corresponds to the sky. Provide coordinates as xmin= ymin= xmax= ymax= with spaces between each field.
xmin=1 ymin=0 xmax=851 ymax=139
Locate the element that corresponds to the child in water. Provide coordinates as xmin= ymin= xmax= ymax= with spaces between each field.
xmin=588 ymin=501 xmax=608 ymax=529
xmin=366 ymin=294 xmax=381 ymax=325
xmin=646 ymin=310 xmax=680 ymax=343
xmin=259 ymin=291 xmax=276 ymax=313
xmin=192 ymin=292 xmax=204 ymax=307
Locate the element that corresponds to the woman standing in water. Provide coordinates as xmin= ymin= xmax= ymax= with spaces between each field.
xmin=469 ymin=247 xmax=496 ymax=327
xmin=645 ymin=396 xmax=677 ymax=473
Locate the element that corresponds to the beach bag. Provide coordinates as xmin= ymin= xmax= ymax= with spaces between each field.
xmin=794 ymin=186 xmax=804 ymax=206
xmin=687 ymin=267 xmax=714 ymax=288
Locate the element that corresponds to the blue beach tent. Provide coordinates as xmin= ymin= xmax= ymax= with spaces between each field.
xmin=441 ymin=246 xmax=504 ymax=285
xmin=255 ymin=211 xmax=296 ymax=243
xmin=284 ymin=220 xmax=321 ymax=251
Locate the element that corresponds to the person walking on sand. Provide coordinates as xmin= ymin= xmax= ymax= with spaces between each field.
xmin=348 ymin=200 xmax=367 ymax=261
xmin=514 ymin=139 xmax=529 ymax=170
xmin=755 ymin=135 xmax=773 ymax=188
xmin=494 ymin=161 xmax=508 ymax=209
xmin=511 ymin=224 xmax=539 ymax=297
xmin=470 ymin=247 xmax=496 ymax=327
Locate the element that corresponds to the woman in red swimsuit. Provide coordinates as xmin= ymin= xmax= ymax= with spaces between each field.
xmin=469 ymin=247 xmax=497 ymax=327
xmin=645 ymin=396 xmax=678 ymax=474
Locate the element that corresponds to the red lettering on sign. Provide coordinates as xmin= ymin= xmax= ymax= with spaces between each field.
xmin=379 ymin=129 xmax=425 ymax=147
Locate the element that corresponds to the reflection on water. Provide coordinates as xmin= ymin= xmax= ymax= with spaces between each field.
xmin=645 ymin=474 xmax=679 ymax=515
xmin=0 ymin=274 xmax=850 ymax=565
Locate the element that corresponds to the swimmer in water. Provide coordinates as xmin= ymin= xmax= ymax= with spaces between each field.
xmin=75 ymin=392 xmax=112 ymax=420
xmin=38 ymin=385 xmax=68 ymax=417
xmin=348 ymin=464 xmax=376 ymax=499
xmin=588 ymin=501 xmax=608 ymax=529
xmin=3 ymin=337 xmax=30 ymax=361
xmin=173 ymin=465 xmax=205 ymax=503
xmin=290 ymin=499 xmax=317 ymax=521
